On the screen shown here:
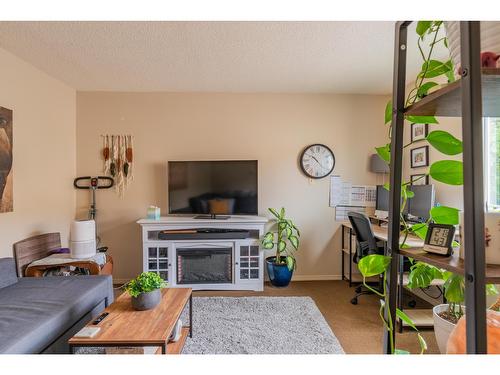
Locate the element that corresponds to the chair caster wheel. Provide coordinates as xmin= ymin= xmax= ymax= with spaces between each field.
xmin=408 ymin=300 xmax=417 ymax=308
xmin=355 ymin=286 xmax=362 ymax=293
xmin=351 ymin=298 xmax=358 ymax=305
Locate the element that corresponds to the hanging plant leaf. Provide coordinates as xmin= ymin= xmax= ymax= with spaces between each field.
xmin=405 ymin=115 xmax=438 ymax=124
xmin=419 ymin=59 xmax=453 ymax=78
xmin=416 ymin=21 xmax=432 ymax=37
xmin=430 ymin=205 xmax=460 ymax=225
xmin=430 ymin=160 xmax=463 ymax=185
xmin=123 ymin=162 xmax=129 ymax=176
xmin=426 ymin=130 xmax=463 ymax=155
xmin=416 ymin=81 xmax=439 ymax=98
xmin=110 ymin=162 xmax=116 ymax=177
xmin=411 ymin=223 xmax=428 ymax=240
xmin=375 ymin=144 xmax=391 ymax=163
xmin=385 ymin=100 xmax=392 ymax=124
xmin=358 ymin=254 xmax=391 ymax=278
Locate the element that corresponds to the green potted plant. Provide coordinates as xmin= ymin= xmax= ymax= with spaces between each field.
xmin=407 ymin=262 xmax=498 ymax=353
xmin=124 ymin=272 xmax=167 ymax=311
xmin=262 ymin=207 xmax=300 ymax=287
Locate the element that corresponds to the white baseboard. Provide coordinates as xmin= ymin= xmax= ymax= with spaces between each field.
xmin=113 ymin=275 xmax=342 ymax=284
xmin=292 ymin=275 xmax=342 ymax=281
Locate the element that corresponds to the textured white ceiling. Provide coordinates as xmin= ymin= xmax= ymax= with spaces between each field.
xmin=0 ymin=21 xmax=448 ymax=94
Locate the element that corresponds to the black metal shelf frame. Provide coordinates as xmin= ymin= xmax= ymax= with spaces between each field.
xmin=386 ymin=21 xmax=487 ymax=354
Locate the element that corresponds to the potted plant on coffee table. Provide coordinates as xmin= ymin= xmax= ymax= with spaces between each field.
xmin=262 ymin=207 xmax=300 ymax=287
xmin=124 ymin=272 xmax=167 ymax=311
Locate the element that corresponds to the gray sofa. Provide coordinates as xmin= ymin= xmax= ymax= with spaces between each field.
xmin=0 ymin=257 xmax=113 ymax=354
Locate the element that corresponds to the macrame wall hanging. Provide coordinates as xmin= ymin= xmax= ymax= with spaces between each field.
xmin=101 ymin=135 xmax=134 ymax=197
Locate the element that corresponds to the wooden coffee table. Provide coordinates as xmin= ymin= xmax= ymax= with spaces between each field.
xmin=69 ymin=288 xmax=192 ymax=354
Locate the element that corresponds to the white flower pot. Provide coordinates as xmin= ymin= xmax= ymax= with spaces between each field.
xmin=445 ymin=21 xmax=500 ymax=74
xmin=433 ymin=304 xmax=458 ymax=354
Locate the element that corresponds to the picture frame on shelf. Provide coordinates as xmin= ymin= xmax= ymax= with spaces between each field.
xmin=410 ymin=173 xmax=429 ymax=186
xmin=410 ymin=123 xmax=428 ymax=142
xmin=410 ymin=145 xmax=429 ymax=168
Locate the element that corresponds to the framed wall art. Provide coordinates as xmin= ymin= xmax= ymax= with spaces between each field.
xmin=410 ymin=145 xmax=429 ymax=168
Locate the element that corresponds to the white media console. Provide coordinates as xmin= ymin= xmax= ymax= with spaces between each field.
xmin=137 ymin=215 xmax=269 ymax=291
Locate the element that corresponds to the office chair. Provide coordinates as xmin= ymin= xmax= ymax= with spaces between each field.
xmin=347 ymin=211 xmax=386 ymax=305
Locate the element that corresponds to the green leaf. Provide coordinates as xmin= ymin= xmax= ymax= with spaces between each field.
xmin=285 ymin=227 xmax=292 ymax=238
xmin=394 ymin=349 xmax=410 ymax=355
xmin=264 ymin=232 xmax=273 ymax=241
xmin=279 ymin=207 xmax=285 ymax=219
xmin=405 ymin=115 xmax=438 ymax=124
xmin=411 ymin=223 xmax=428 ymax=240
xmin=417 ymin=333 xmax=428 ymax=354
xmin=417 ymin=81 xmax=439 ymax=98
xmin=420 ymin=59 xmax=452 ymax=78
xmin=383 ymin=183 xmax=390 ymax=191
xmin=426 ymin=130 xmax=463 ymax=155
xmin=268 ymin=207 xmax=280 ymax=219
xmin=407 ymin=262 xmax=442 ymax=289
xmin=416 ymin=21 xmax=432 ymax=37
xmin=385 ymin=100 xmax=392 ymax=124
xmin=358 ymin=254 xmax=391 ymax=277
xmin=430 ymin=160 xmax=463 ymax=185
xmin=278 ymin=221 xmax=287 ymax=230
xmin=285 ymin=256 xmax=295 ymax=271
xmin=486 ymin=284 xmax=499 ymax=296
xmin=444 ymin=274 xmax=465 ymax=303
xmin=375 ymin=144 xmax=391 ymax=163
xmin=278 ymin=240 xmax=286 ymax=252
xmin=396 ymin=308 xmax=418 ymax=330
xmin=289 ymin=235 xmax=299 ymax=250
xmin=263 ymin=241 xmax=274 ymax=250
xmin=430 ymin=205 xmax=460 ymax=225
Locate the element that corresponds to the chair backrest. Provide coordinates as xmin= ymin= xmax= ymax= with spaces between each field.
xmin=347 ymin=212 xmax=379 ymax=262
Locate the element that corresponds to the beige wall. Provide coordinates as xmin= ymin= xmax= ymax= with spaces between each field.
xmin=76 ymin=92 xmax=389 ymax=282
xmin=0 ymin=47 xmax=76 ymax=258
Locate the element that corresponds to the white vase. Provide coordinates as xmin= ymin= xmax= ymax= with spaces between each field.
xmin=444 ymin=21 xmax=500 ymax=74
xmin=433 ymin=304 xmax=458 ymax=354
xmin=459 ymin=211 xmax=500 ymax=265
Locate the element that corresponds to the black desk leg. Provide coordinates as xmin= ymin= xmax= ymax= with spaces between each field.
xmin=161 ymin=343 xmax=166 ymax=354
xmin=398 ymin=255 xmax=404 ymax=333
xmin=341 ymin=225 xmax=345 ymax=281
xmin=348 ymin=228 xmax=353 ymax=288
xmin=189 ymin=293 xmax=193 ymax=338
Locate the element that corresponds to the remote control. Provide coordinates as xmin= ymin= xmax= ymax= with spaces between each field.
xmin=92 ymin=312 xmax=109 ymax=325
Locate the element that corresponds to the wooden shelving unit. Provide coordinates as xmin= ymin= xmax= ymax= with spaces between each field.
xmin=400 ymin=248 xmax=500 ymax=284
xmin=405 ymin=68 xmax=500 ymax=117
xmin=385 ymin=21 xmax=492 ymax=354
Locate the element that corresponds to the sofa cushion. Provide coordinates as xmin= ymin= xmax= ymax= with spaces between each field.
xmin=0 ymin=258 xmax=18 ymax=289
xmin=0 ymin=275 xmax=113 ymax=353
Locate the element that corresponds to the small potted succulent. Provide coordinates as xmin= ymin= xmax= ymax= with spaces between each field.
xmin=124 ymin=272 xmax=167 ymax=311
xmin=262 ymin=207 xmax=300 ymax=287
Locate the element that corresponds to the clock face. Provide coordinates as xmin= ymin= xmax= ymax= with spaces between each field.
xmin=300 ymin=144 xmax=335 ymax=179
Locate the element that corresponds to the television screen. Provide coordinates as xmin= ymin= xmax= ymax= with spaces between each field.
xmin=168 ymin=160 xmax=258 ymax=215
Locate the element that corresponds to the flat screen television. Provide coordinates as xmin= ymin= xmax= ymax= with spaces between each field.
xmin=168 ymin=160 xmax=258 ymax=216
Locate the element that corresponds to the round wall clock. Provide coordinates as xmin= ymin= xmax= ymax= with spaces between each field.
xmin=300 ymin=144 xmax=335 ymax=179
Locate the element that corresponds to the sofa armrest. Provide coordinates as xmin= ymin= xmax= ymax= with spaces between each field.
xmin=0 ymin=258 xmax=18 ymax=288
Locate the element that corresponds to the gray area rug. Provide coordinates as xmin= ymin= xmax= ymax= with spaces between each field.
xmin=180 ymin=296 xmax=344 ymax=354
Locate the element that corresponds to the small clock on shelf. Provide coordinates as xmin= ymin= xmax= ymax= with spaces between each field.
xmin=423 ymin=223 xmax=456 ymax=256
xmin=299 ymin=144 xmax=335 ymax=179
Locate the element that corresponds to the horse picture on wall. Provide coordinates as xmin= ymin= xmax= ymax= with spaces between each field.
xmin=0 ymin=106 xmax=13 ymax=213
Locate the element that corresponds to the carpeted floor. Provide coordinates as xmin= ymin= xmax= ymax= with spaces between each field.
xmin=180 ymin=296 xmax=344 ymax=354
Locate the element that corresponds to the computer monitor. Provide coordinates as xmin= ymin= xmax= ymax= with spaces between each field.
xmin=375 ymin=185 xmax=408 ymax=218
xmin=407 ymin=185 xmax=435 ymax=222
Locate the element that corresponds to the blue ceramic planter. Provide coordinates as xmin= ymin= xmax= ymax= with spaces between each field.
xmin=266 ymin=256 xmax=293 ymax=287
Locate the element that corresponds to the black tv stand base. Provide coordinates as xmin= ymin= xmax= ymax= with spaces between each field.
xmin=193 ymin=214 xmax=230 ymax=220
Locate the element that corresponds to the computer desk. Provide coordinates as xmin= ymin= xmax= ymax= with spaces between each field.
xmin=340 ymin=220 xmax=433 ymax=331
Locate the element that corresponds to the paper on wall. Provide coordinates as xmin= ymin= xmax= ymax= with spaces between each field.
xmin=329 ymin=175 xmax=376 ymax=208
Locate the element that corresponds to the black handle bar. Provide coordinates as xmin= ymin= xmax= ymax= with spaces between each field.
xmin=73 ymin=176 xmax=114 ymax=190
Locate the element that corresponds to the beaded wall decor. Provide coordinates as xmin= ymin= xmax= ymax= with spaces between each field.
xmin=101 ymin=134 xmax=134 ymax=196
